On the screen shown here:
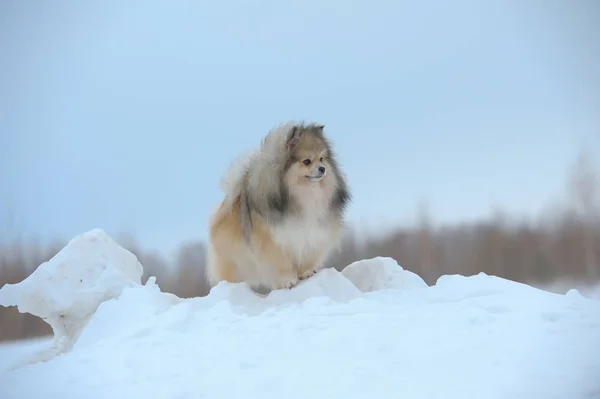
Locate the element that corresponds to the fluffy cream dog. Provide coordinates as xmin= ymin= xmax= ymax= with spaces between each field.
xmin=206 ymin=122 xmax=351 ymax=291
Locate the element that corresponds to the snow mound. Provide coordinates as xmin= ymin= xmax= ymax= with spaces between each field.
xmin=342 ymin=256 xmax=428 ymax=292
xmin=202 ymin=267 xmax=363 ymax=316
xmin=1 ymin=229 xmax=599 ymax=399
xmin=0 ymin=229 xmax=144 ymax=364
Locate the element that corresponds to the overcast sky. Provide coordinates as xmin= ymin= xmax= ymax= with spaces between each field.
xmin=1 ymin=0 xmax=599 ymax=256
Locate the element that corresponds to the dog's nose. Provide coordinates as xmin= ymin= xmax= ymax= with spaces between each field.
xmin=318 ymin=166 xmax=326 ymax=174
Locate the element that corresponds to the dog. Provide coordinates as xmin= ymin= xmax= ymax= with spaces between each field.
xmin=206 ymin=121 xmax=351 ymax=291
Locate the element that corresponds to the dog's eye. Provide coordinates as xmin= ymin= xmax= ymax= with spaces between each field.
xmin=303 ymin=159 xmax=311 ymax=165
xmin=319 ymin=157 xmax=324 ymax=162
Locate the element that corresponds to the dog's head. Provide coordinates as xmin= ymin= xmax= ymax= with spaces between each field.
xmin=247 ymin=121 xmax=349 ymax=221
xmin=284 ymin=123 xmax=332 ymax=184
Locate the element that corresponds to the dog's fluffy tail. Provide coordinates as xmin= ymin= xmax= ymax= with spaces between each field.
xmin=219 ymin=150 xmax=253 ymax=205
xmin=219 ymin=122 xmax=295 ymax=206
xmin=259 ymin=121 xmax=296 ymax=155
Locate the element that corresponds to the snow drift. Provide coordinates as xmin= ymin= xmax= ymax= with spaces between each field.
xmin=0 ymin=229 xmax=144 ymax=363
xmin=1 ymin=229 xmax=599 ymax=399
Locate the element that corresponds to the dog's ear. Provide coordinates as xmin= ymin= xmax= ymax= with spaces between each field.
xmin=286 ymin=126 xmax=302 ymax=152
xmin=314 ymin=124 xmax=325 ymax=132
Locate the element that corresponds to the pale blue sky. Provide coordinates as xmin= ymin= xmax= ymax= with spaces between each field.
xmin=1 ymin=0 xmax=599 ymax=256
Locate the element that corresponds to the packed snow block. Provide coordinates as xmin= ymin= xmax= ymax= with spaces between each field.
xmin=0 ymin=228 xmax=144 ymax=363
xmin=265 ymin=267 xmax=362 ymax=304
xmin=341 ymin=256 xmax=428 ymax=292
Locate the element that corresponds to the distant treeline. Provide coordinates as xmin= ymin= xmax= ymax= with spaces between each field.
xmin=1 ymin=153 xmax=598 ymax=342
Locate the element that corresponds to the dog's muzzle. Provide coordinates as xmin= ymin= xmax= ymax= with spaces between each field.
xmin=305 ymin=169 xmax=326 ymax=181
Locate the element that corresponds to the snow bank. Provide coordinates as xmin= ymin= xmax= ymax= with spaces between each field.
xmin=341 ymin=256 xmax=428 ymax=292
xmin=1 ymin=229 xmax=599 ymax=399
xmin=0 ymin=229 xmax=144 ymax=364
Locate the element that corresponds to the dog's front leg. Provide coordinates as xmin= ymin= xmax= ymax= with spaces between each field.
xmin=257 ymin=239 xmax=299 ymax=290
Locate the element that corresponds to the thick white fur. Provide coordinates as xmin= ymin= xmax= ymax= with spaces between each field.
xmin=269 ymin=188 xmax=339 ymax=282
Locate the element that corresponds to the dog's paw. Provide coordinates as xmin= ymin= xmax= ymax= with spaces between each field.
xmin=298 ymin=269 xmax=317 ymax=280
xmin=274 ymin=277 xmax=299 ymax=290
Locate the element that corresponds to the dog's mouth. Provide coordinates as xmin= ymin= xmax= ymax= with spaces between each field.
xmin=305 ymin=174 xmax=325 ymax=182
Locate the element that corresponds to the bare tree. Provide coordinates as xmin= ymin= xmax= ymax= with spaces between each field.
xmin=568 ymin=151 xmax=599 ymax=280
xmin=174 ymin=242 xmax=210 ymax=298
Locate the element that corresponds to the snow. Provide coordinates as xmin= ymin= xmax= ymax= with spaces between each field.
xmin=536 ymin=279 xmax=600 ymax=301
xmin=341 ymin=256 xmax=428 ymax=292
xmin=0 ymin=337 xmax=52 ymax=375
xmin=0 ymin=229 xmax=143 ymax=364
xmin=1 ymin=229 xmax=600 ymax=399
